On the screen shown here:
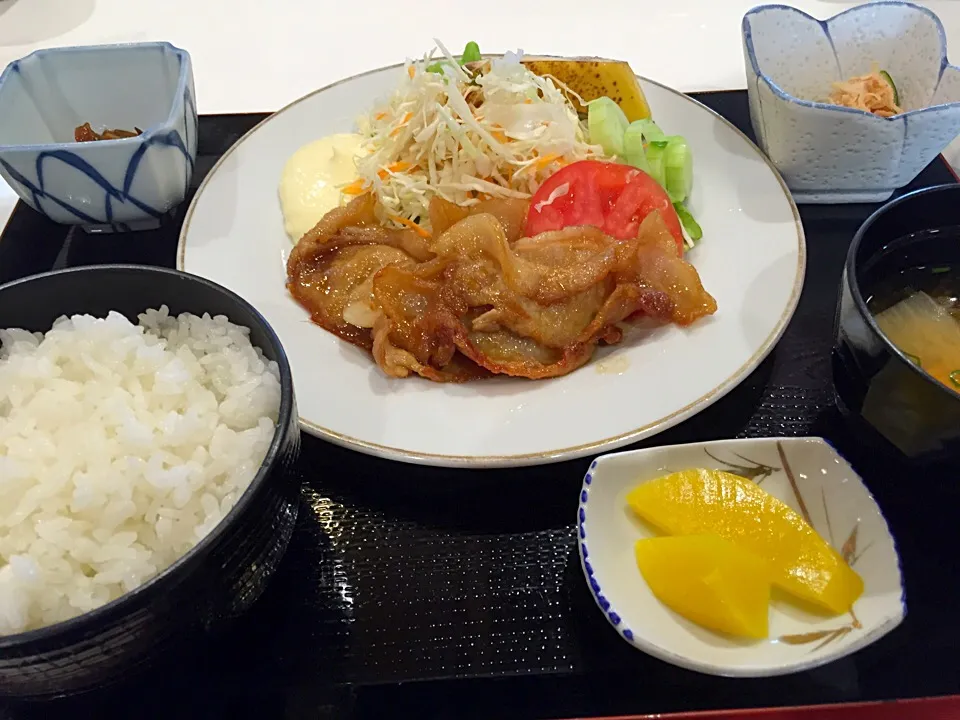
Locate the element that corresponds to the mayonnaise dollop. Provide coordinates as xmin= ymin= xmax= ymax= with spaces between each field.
xmin=278 ymin=133 xmax=366 ymax=243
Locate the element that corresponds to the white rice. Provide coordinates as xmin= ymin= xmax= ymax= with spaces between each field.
xmin=0 ymin=306 xmax=282 ymax=635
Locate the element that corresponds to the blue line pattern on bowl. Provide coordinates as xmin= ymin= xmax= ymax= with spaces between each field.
xmin=0 ymin=42 xmax=199 ymax=228
xmin=0 ymin=84 xmax=196 ymax=225
xmin=578 ymin=465 xmax=635 ymax=642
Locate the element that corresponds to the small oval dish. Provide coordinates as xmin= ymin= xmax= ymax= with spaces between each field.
xmin=577 ymin=437 xmax=904 ymax=677
xmin=742 ymin=2 xmax=960 ymax=204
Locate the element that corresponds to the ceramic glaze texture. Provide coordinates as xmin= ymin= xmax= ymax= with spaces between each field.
xmin=0 ymin=43 xmax=198 ymax=230
xmin=743 ymin=2 xmax=960 ymax=204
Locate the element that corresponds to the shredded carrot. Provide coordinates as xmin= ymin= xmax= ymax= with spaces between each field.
xmin=491 ymin=130 xmax=509 ymax=143
xmin=342 ymin=179 xmax=369 ymax=195
xmin=378 ymin=161 xmax=413 ymax=180
xmin=535 ymin=153 xmax=562 ymax=168
xmin=389 ymin=214 xmax=432 ymax=238
xmin=390 ymin=112 xmax=414 ymax=137
xmin=515 ymin=153 xmax=563 ymax=178
xmin=829 ymin=64 xmax=902 ymax=117
xmin=374 ymin=112 xmax=387 ymax=121
xmin=524 ymin=98 xmax=533 ymax=104
xmin=408 ymin=66 xmax=416 ymax=80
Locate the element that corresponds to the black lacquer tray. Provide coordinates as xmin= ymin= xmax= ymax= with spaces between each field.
xmin=1 ymin=92 xmax=958 ymax=720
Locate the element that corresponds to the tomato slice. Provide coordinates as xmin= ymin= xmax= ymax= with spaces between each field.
xmin=525 ymin=160 xmax=684 ymax=254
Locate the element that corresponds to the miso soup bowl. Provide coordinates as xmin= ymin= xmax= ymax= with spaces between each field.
xmin=833 ymin=184 xmax=960 ymax=463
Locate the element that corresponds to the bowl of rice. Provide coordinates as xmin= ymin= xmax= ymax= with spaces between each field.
xmin=0 ymin=264 xmax=301 ymax=697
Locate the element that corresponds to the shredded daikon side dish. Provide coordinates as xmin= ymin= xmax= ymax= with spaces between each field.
xmin=829 ymin=65 xmax=903 ymax=117
xmin=351 ymin=42 xmax=605 ymax=232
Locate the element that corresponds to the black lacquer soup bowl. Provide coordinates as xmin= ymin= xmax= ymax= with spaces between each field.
xmin=834 ymin=184 xmax=960 ymax=464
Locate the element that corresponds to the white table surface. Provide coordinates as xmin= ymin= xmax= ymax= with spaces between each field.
xmin=0 ymin=0 xmax=958 ymax=229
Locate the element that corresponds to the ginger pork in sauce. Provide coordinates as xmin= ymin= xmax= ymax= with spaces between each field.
xmin=287 ymin=192 xmax=715 ymax=382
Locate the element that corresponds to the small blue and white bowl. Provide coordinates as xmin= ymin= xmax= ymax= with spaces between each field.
xmin=743 ymin=2 xmax=960 ymax=204
xmin=0 ymin=42 xmax=198 ymax=232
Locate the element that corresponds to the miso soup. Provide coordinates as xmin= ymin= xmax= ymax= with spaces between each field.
xmin=866 ymin=263 xmax=960 ymax=394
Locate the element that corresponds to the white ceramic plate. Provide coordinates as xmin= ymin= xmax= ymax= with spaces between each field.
xmin=578 ymin=437 xmax=905 ymax=677
xmin=178 ymin=64 xmax=805 ymax=468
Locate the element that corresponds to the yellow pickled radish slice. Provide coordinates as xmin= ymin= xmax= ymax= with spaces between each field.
xmin=627 ymin=469 xmax=864 ymax=615
xmin=635 ymin=534 xmax=772 ymax=639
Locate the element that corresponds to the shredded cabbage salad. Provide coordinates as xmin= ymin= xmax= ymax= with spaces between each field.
xmin=350 ymin=41 xmax=604 ymax=231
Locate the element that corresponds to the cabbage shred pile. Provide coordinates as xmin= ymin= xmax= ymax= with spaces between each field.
xmin=353 ymin=41 xmax=604 ymax=232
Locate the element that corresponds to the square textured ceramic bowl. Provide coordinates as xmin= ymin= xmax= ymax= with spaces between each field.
xmin=0 ymin=42 xmax=197 ymax=232
xmin=743 ymin=2 xmax=960 ymax=204
xmin=578 ymin=437 xmax=904 ymax=677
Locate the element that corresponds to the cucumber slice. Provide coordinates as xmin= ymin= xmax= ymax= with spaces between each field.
xmin=664 ymin=136 xmax=693 ymax=203
xmin=588 ymin=97 xmax=629 ymax=158
xmin=623 ymin=121 xmax=652 ymax=173
xmin=645 ymin=140 xmax=669 ymax=186
xmin=674 ymin=202 xmax=703 ymax=245
xmin=622 ymin=119 xmax=681 ymax=184
xmin=634 ymin=119 xmax=666 ymax=142
xmin=880 ymin=70 xmax=899 ymax=106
